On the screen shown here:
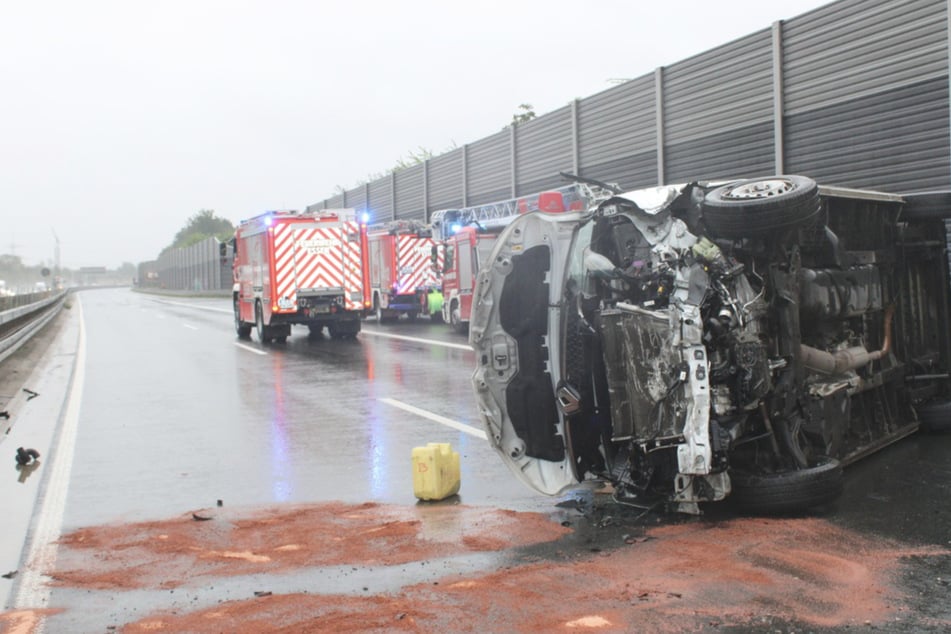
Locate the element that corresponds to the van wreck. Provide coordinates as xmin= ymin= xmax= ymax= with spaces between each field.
xmin=470 ymin=176 xmax=951 ymax=513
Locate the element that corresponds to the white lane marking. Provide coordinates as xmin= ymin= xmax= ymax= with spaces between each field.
xmin=381 ymin=398 xmax=487 ymax=440
xmin=16 ymin=300 xmax=87 ymax=610
xmin=183 ymin=324 xmax=198 ymax=330
xmin=234 ymin=342 xmax=267 ymax=355
xmin=362 ymin=329 xmax=472 ymax=352
xmin=153 ymin=299 xmax=231 ymax=314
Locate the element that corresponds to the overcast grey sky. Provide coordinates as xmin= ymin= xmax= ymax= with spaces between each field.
xmin=0 ymin=0 xmax=833 ymax=269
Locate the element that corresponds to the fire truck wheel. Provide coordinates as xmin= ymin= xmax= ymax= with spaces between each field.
xmin=255 ymin=302 xmax=272 ymax=344
xmin=329 ymin=319 xmax=360 ymax=339
xmin=450 ymin=300 xmax=467 ymax=334
xmin=234 ymin=298 xmax=252 ymax=339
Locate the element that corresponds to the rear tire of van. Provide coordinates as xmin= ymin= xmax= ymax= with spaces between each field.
xmin=728 ymin=456 xmax=843 ymax=514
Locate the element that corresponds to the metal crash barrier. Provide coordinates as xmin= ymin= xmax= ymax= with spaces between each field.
xmin=0 ymin=291 xmax=68 ymax=365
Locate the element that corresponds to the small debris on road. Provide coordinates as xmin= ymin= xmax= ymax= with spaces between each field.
xmin=0 ymin=411 xmax=9 ymax=419
xmin=22 ymin=388 xmax=39 ymax=401
xmin=253 ymin=591 xmax=272 ymax=597
xmin=191 ymin=513 xmax=213 ymax=522
xmin=217 ymin=499 xmax=223 ymax=507
xmin=1 ymin=570 xmax=17 ymax=579
xmin=15 ymin=447 xmax=40 ymax=466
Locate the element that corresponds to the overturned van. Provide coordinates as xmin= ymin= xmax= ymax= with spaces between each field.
xmin=470 ymin=176 xmax=951 ymax=513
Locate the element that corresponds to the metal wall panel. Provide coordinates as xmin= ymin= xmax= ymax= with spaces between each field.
xmin=667 ymin=121 xmax=775 ymax=183
xmin=786 ymin=77 xmax=950 ymax=192
xmin=428 ymin=148 xmax=464 ymax=214
xmin=345 ymin=185 xmax=367 ymax=213
xmin=368 ymin=178 xmax=392 ymax=222
xmin=578 ymin=75 xmax=655 ymax=183
xmin=665 ymin=29 xmax=773 ymax=144
xmin=580 ymin=152 xmax=657 ymax=191
xmin=394 ymin=163 xmax=425 ymax=221
xmin=516 ymin=104 xmax=574 ymax=195
xmin=327 ymin=193 xmax=344 ymax=208
xmin=302 ymin=0 xmax=950 ymax=220
xmin=467 ymin=130 xmax=511 ymax=205
xmin=783 ymin=0 xmax=947 ymax=115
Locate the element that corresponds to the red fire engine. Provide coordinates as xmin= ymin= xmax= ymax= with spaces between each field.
xmin=366 ymin=220 xmax=443 ymax=322
xmin=431 ymin=185 xmax=591 ymax=333
xmin=231 ymin=208 xmax=370 ymax=342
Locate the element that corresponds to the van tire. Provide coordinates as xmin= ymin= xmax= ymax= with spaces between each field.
xmin=729 ymin=456 xmax=843 ymax=514
xmin=702 ymin=175 xmax=820 ymax=238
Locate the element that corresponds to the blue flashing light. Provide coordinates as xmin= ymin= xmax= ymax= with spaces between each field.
xmin=361 ymin=212 xmax=370 ymax=224
xmin=450 ymin=223 xmax=462 ymax=234
xmin=263 ymin=214 xmax=274 ymax=227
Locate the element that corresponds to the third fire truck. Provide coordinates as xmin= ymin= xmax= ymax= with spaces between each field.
xmin=231 ymin=208 xmax=369 ymax=342
xmin=430 ymin=184 xmax=592 ymax=333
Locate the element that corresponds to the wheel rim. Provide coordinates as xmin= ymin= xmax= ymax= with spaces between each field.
xmin=723 ymin=179 xmax=794 ymax=200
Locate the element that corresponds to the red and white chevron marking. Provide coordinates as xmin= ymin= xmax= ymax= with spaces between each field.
xmin=273 ymin=221 xmax=363 ymax=310
xmin=395 ymin=235 xmax=437 ymax=294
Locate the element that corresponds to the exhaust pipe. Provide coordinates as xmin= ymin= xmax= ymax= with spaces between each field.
xmin=799 ymin=305 xmax=894 ymax=375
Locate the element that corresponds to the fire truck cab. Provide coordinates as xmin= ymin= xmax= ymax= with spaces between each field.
xmin=232 ymin=208 xmax=369 ymax=342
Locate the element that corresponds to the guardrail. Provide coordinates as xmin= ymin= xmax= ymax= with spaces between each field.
xmin=0 ymin=291 xmax=68 ymax=365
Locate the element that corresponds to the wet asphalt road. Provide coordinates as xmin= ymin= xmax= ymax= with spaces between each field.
xmin=60 ymin=289 xmax=554 ymax=528
xmin=2 ymin=287 xmax=951 ymax=631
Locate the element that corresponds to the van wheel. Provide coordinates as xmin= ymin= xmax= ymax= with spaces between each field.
xmin=729 ymin=456 xmax=843 ymax=514
xmin=916 ymin=399 xmax=951 ymax=433
xmin=702 ymin=175 xmax=820 ymax=239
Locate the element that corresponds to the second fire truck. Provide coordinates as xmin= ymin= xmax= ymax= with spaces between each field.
xmin=231 ymin=208 xmax=370 ymax=342
xmin=366 ymin=220 xmax=443 ymax=322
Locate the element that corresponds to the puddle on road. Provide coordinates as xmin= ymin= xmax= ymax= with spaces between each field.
xmin=4 ymin=500 xmax=949 ymax=633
